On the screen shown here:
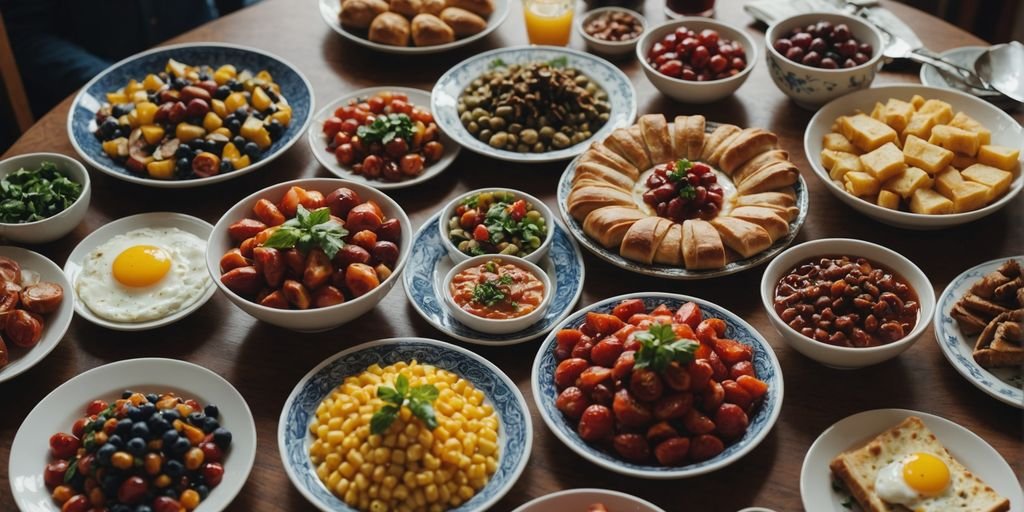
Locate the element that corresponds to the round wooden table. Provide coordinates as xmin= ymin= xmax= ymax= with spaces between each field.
xmin=2 ymin=0 xmax=1021 ymax=510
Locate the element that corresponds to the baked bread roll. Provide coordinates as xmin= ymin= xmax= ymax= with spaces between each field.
xmin=421 ymin=0 xmax=446 ymax=14
xmin=440 ymin=7 xmax=487 ymax=36
xmin=738 ymin=161 xmax=799 ymax=195
xmin=445 ymin=0 xmax=493 ymax=16
xmin=368 ymin=12 xmax=411 ymax=46
xmin=583 ymin=206 xmax=646 ymax=248
xmin=729 ymin=206 xmax=789 ymax=241
xmin=732 ymin=149 xmax=789 ymax=184
xmin=340 ymin=0 xmax=389 ymax=28
xmin=682 ymin=219 xmax=726 ymax=269
xmin=580 ymin=142 xmax=639 ymax=179
xmin=621 ymin=217 xmax=673 ymax=264
xmin=710 ymin=217 xmax=772 ymax=259
xmin=702 ymin=124 xmax=743 ymax=167
xmin=573 ymin=161 xmax=634 ymax=191
xmin=604 ymin=127 xmax=651 ymax=171
xmin=639 ymin=114 xmax=673 ymax=165
xmin=673 ymin=115 xmax=705 ymax=161
xmin=733 ymin=191 xmax=799 ymax=221
xmin=567 ymin=184 xmax=635 ymax=221
xmin=411 ymin=13 xmax=454 ymax=45
xmin=390 ymin=0 xmax=422 ymax=17
xmin=653 ymin=223 xmax=684 ymax=266
xmin=719 ymin=128 xmax=778 ymax=174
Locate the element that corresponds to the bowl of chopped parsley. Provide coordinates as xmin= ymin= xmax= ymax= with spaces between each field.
xmin=0 ymin=153 xmax=90 ymax=244
xmin=439 ymin=188 xmax=554 ymax=265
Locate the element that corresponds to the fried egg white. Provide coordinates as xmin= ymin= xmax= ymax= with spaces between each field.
xmin=875 ymin=452 xmax=952 ymax=508
xmin=76 ymin=227 xmax=210 ymax=322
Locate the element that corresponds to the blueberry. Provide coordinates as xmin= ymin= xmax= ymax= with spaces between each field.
xmin=176 ymin=157 xmax=191 ymax=171
xmin=203 ymin=404 xmax=219 ymax=419
xmin=212 ymin=427 xmax=232 ymax=449
xmin=175 ymin=145 xmax=192 ymax=159
xmin=206 ymin=139 xmax=221 ymax=153
xmin=266 ymin=103 xmax=278 ymax=114
xmin=219 ymin=159 xmax=233 ymax=173
xmin=127 ymin=405 xmax=144 ymax=421
xmin=267 ymin=119 xmax=283 ymax=139
xmin=96 ymin=443 xmax=117 ymax=464
xmin=111 ymin=103 xmax=134 ymax=117
xmin=129 ymin=421 xmax=150 ymax=440
xmin=232 ymin=136 xmax=245 ymax=148
xmin=228 ymin=79 xmax=243 ymax=92
xmin=171 ymin=437 xmax=191 ymax=457
xmin=146 ymin=393 xmax=159 ymax=404
xmin=126 ymin=437 xmax=147 ymax=457
xmin=202 ymin=417 xmax=220 ymax=434
xmin=172 ymin=77 xmax=188 ymax=90
xmin=121 ymin=390 xmax=133 ymax=399
xmin=147 ymin=415 xmax=170 ymax=434
xmin=234 ymin=107 xmax=248 ymax=118
xmin=117 ymin=125 xmax=132 ymax=138
xmin=106 ymin=434 xmax=123 ymax=449
xmin=195 ymin=484 xmax=210 ymax=499
xmin=188 ymin=412 xmax=205 ymax=426
xmin=163 ymin=488 xmax=180 ymax=499
xmin=266 ymin=89 xmax=279 ymax=103
xmin=161 ymin=409 xmax=181 ymax=422
xmin=99 ymin=117 xmax=119 ymax=139
xmin=214 ymin=86 xmax=231 ymax=100
xmin=164 ymin=459 xmax=185 ymax=478
xmin=252 ymin=110 xmax=265 ymax=120
xmin=138 ymin=403 xmax=156 ymax=419
xmin=226 ymin=119 xmax=241 ymax=132
xmin=193 ymin=148 xmax=204 ymax=157
xmin=116 ymin=418 xmax=133 ymax=436
xmin=243 ymin=142 xmax=260 ymax=159
xmin=198 ymin=71 xmax=211 ymax=82
xmin=162 ymin=429 xmax=180 ymax=446
xmin=104 ymin=475 xmax=124 ymax=497
xmin=89 ymin=418 xmax=105 ymax=432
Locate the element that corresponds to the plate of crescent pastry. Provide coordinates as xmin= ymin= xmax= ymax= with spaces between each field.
xmin=319 ymin=0 xmax=509 ymax=53
xmin=557 ymin=113 xmax=809 ymax=279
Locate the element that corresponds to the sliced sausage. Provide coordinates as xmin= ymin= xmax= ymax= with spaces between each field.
xmin=20 ymin=282 xmax=64 ymax=314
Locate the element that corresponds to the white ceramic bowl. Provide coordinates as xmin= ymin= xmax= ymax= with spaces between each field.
xmin=764 ymin=12 xmax=884 ymax=109
xmin=805 ymin=84 xmax=1024 ymax=229
xmin=636 ymin=18 xmax=758 ymax=103
xmin=442 ymin=254 xmax=553 ymax=334
xmin=578 ymin=7 xmax=647 ymax=59
xmin=438 ymin=188 xmax=555 ymax=265
xmin=760 ymin=238 xmax=936 ymax=369
xmin=207 ymin=178 xmax=411 ymax=332
xmin=0 ymin=246 xmax=74 ymax=383
xmin=512 ymin=488 xmax=666 ymax=512
xmin=0 ymin=153 xmax=91 ymax=245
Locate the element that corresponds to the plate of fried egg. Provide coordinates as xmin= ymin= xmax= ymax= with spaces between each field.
xmin=800 ymin=408 xmax=1021 ymax=512
xmin=64 ymin=212 xmax=215 ymax=330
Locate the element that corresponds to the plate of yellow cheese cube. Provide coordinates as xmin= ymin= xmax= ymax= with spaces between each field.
xmin=804 ymin=85 xmax=1022 ymax=229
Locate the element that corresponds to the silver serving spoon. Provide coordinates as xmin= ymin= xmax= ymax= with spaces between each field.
xmin=975 ymin=41 xmax=1024 ymax=103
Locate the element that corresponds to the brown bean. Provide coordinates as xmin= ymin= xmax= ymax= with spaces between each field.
xmin=220 ymin=266 xmax=263 ymax=296
xmin=689 ymin=434 xmax=725 ymax=461
xmin=879 ymin=321 xmax=905 ymax=342
xmin=681 ymin=408 xmax=715 ymax=435
xmin=612 ymin=389 xmax=653 ymax=428
xmin=612 ymin=433 xmax=650 ymax=462
xmin=325 ymin=188 xmax=362 ymax=218
xmin=282 ymin=280 xmax=311 ymax=309
xmin=780 ymin=308 xmax=798 ymax=322
xmin=654 ymin=437 xmax=690 ymax=466
xmin=828 ymin=331 xmax=848 ymax=346
xmin=589 ymin=383 xmax=613 ymax=406
xmin=646 ymin=421 xmax=679 ymax=444
xmin=555 ymin=386 xmax=589 ymax=420
xmin=312 ymin=286 xmax=346 ymax=308
xmin=20 ymin=282 xmax=64 ymax=314
xmin=864 ymin=314 xmax=879 ymax=333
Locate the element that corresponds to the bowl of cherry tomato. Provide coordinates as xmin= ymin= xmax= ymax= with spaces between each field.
xmin=636 ymin=18 xmax=757 ymax=103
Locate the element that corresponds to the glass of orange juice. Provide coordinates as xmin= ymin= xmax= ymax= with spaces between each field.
xmin=523 ymin=0 xmax=575 ymax=46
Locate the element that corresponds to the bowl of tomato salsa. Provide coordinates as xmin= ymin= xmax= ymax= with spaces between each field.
xmin=444 ymin=255 xmax=552 ymax=334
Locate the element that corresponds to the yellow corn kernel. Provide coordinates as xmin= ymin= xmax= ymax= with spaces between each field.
xmin=224 ymin=92 xmax=248 ymax=113
xmin=142 ymin=74 xmax=164 ymax=92
xmin=146 ymin=159 xmax=175 ymax=180
xmin=106 ymin=91 xmax=129 ymax=104
xmin=141 ymin=125 xmax=164 ymax=145
xmin=135 ymin=102 xmax=158 ymax=125
xmin=339 ymin=461 xmax=356 ymax=479
xmin=175 ymin=123 xmax=206 ymax=143
xmin=203 ymin=112 xmax=223 ymax=132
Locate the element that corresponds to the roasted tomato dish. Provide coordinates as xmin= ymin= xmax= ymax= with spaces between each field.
xmin=552 ymin=299 xmax=769 ymax=466
xmin=449 ymin=258 xmax=545 ymax=319
xmin=219 ymin=186 xmax=401 ymax=309
xmin=0 ymin=256 xmax=64 ymax=369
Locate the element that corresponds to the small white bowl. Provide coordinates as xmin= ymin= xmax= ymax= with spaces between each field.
xmin=636 ymin=18 xmax=758 ymax=103
xmin=578 ymin=7 xmax=647 ymax=59
xmin=438 ymin=188 xmax=555 ymax=265
xmin=207 ymin=178 xmax=412 ymax=332
xmin=512 ymin=488 xmax=666 ymax=512
xmin=760 ymin=238 xmax=936 ymax=369
xmin=764 ymin=12 xmax=884 ymax=109
xmin=443 ymin=254 xmax=552 ymax=334
xmin=0 ymin=153 xmax=91 ymax=244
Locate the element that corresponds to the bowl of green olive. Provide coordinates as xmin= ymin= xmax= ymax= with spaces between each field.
xmin=439 ymin=188 xmax=554 ymax=264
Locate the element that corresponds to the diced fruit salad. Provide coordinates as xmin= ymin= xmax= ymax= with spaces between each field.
xmin=94 ymin=59 xmax=292 ymax=180
xmin=447 ymin=191 xmax=548 ymax=258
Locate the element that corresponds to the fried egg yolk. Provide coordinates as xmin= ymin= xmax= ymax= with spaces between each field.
xmin=902 ymin=452 xmax=951 ymax=496
xmin=112 ymin=245 xmax=172 ymax=287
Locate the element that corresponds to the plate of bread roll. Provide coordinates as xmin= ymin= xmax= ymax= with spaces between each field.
xmin=319 ymin=0 xmax=508 ymax=53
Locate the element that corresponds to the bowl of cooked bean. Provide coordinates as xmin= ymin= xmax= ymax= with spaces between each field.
xmin=578 ymin=7 xmax=647 ymax=59
xmin=438 ymin=188 xmax=554 ymax=264
xmin=760 ymin=238 xmax=935 ymax=369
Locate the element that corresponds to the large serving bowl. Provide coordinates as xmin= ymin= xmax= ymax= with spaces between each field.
xmin=438 ymin=187 xmax=556 ymax=265
xmin=804 ymin=85 xmax=1024 ymax=229
xmin=0 ymin=153 xmax=91 ymax=244
xmin=532 ymin=292 xmax=784 ymax=479
xmin=760 ymin=238 xmax=936 ymax=369
xmin=764 ymin=12 xmax=884 ymax=109
xmin=279 ymin=337 xmax=532 ymax=511
xmin=68 ymin=43 xmax=313 ymax=188
xmin=206 ymin=178 xmax=412 ymax=332
xmin=636 ymin=18 xmax=758 ymax=103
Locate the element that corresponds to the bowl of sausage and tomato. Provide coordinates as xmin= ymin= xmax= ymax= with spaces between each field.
xmin=207 ymin=178 xmax=411 ymax=332
xmin=443 ymin=255 xmax=552 ymax=334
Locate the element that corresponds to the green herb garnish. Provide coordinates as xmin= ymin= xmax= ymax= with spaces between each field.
xmin=0 ymin=161 xmax=82 ymax=223
xmin=262 ymin=204 xmax=349 ymax=259
xmin=355 ymin=113 xmax=415 ymax=145
xmin=679 ymin=184 xmax=696 ymax=200
xmin=471 ymin=273 xmax=514 ymax=307
xmin=483 ymin=202 xmax=544 ymax=247
xmin=547 ymin=56 xmax=569 ymax=68
xmin=634 ymin=323 xmax=698 ymax=372
xmin=370 ymin=374 xmax=439 ymax=435
xmin=489 ymin=58 xmax=507 ymax=68
xmin=667 ymin=158 xmax=692 ymax=183
xmin=63 ymin=456 xmax=79 ymax=483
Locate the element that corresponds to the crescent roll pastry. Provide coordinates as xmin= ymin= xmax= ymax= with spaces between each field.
xmin=729 ymin=206 xmax=789 ymax=242
xmin=573 ymin=161 xmax=635 ymax=191
xmin=567 ymin=184 xmax=635 ymax=221
xmin=710 ymin=217 xmax=773 ymax=259
xmin=653 ymin=223 xmax=684 ymax=266
xmin=682 ymin=219 xmax=727 ymax=269
xmin=604 ymin=127 xmax=651 ymax=171
xmin=583 ymin=206 xmax=646 ymax=248
xmin=732 ymin=149 xmax=790 ymax=184
xmin=737 ymin=161 xmax=799 ymax=195
xmin=700 ymin=124 xmax=741 ymax=165
xmin=620 ymin=217 xmax=673 ymax=264
xmin=719 ymin=128 xmax=779 ymax=175
xmin=639 ymin=114 xmax=673 ymax=165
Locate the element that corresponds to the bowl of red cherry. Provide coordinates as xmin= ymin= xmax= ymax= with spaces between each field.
xmin=636 ymin=18 xmax=757 ymax=103
xmin=765 ymin=12 xmax=884 ymax=109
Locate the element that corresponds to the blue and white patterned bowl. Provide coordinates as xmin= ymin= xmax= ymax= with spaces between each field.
xmin=432 ymin=46 xmax=637 ymax=163
xmin=934 ymin=257 xmax=1024 ymax=409
xmin=68 ymin=43 xmax=313 ymax=188
xmin=532 ymin=292 xmax=784 ymax=479
xmin=278 ymin=338 xmax=532 ymax=511
xmin=405 ymin=212 xmax=585 ymax=345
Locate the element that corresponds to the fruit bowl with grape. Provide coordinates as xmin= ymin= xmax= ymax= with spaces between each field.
xmin=641 ymin=160 xmax=725 ymax=222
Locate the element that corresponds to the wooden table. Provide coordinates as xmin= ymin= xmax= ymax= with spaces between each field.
xmin=2 ymin=1 xmax=1021 ymax=510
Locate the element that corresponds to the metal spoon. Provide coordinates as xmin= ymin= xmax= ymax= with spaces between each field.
xmin=975 ymin=41 xmax=1024 ymax=103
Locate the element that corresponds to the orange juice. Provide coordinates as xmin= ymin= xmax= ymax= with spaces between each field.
xmin=523 ymin=0 xmax=575 ymax=46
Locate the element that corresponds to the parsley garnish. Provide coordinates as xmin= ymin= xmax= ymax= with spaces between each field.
xmin=370 ymin=374 xmax=439 ymax=435
xmin=471 ymin=273 xmax=514 ymax=307
xmin=679 ymin=184 xmax=696 ymax=200
xmin=667 ymin=158 xmax=693 ymax=182
xmin=355 ymin=113 xmax=414 ymax=145
xmin=547 ymin=56 xmax=568 ymax=68
xmin=262 ymin=204 xmax=349 ymax=259
xmin=483 ymin=201 xmax=543 ymax=246
xmin=0 ymin=161 xmax=82 ymax=223
xmin=489 ymin=58 xmax=507 ymax=68
xmin=634 ymin=323 xmax=698 ymax=373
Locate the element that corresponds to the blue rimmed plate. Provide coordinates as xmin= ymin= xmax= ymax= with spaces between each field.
xmin=934 ymin=257 xmax=1024 ymax=409
xmin=532 ymin=292 xmax=784 ymax=479
xmin=278 ymin=337 xmax=532 ymax=512
xmin=404 ymin=212 xmax=585 ymax=345
xmin=68 ymin=43 xmax=313 ymax=188
xmin=432 ymin=46 xmax=637 ymax=163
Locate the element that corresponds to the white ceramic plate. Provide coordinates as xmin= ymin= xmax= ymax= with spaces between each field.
xmin=432 ymin=46 xmax=637 ymax=163
xmin=64 ymin=212 xmax=216 ymax=331
xmin=804 ymin=84 xmax=1023 ymax=230
xmin=9 ymin=358 xmax=257 ymax=512
xmin=0 ymin=247 xmax=74 ymax=383
xmin=800 ymin=408 xmax=1024 ymax=512
xmin=934 ymin=257 xmax=1024 ymax=408
xmin=511 ymin=488 xmax=666 ymax=512
xmin=318 ymin=0 xmax=509 ymax=55
xmin=307 ymin=87 xmax=460 ymax=190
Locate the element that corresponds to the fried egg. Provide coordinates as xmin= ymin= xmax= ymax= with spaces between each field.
xmin=76 ymin=227 xmax=210 ymax=323
xmin=875 ymin=452 xmax=951 ymax=507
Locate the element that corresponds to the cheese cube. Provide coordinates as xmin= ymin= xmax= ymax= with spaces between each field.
xmin=902 ymin=134 xmax=954 ymax=174
xmin=910 ymin=94 xmax=926 ymax=110
xmin=961 ymin=164 xmax=1013 ymax=201
xmin=949 ymin=181 xmax=992 ymax=212
xmin=929 ymin=125 xmax=981 ymax=156
xmin=977 ymin=145 xmax=1021 ymax=172
xmin=918 ymin=99 xmax=954 ymax=125
xmin=844 ymin=171 xmax=881 ymax=196
xmin=901 ymin=113 xmax=938 ymax=143
xmin=831 ymin=152 xmax=864 ymax=181
xmin=949 ymin=112 xmax=991 ymax=145
xmin=859 ymin=142 xmax=906 ymax=182
xmin=839 ymin=114 xmax=898 ymax=152
xmin=909 ymin=188 xmax=954 ymax=214
xmin=934 ymin=167 xmax=966 ymax=198
xmin=950 ymin=153 xmax=977 ymax=170
xmin=883 ymin=166 xmax=932 ymax=199
xmin=884 ymin=98 xmax=915 ymax=133
xmin=870 ymin=102 xmax=885 ymax=121
xmin=823 ymin=133 xmax=859 ymax=154
xmin=821 ymin=148 xmax=842 ymax=170
xmin=877 ymin=190 xmax=901 ymax=210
